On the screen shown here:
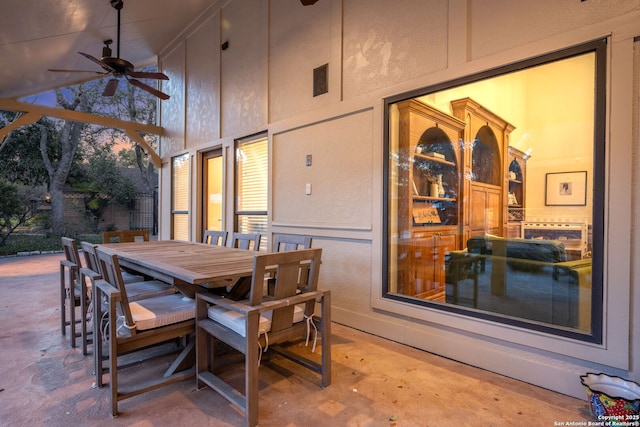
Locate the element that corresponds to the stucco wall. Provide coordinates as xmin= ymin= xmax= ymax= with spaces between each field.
xmin=157 ymin=0 xmax=640 ymax=399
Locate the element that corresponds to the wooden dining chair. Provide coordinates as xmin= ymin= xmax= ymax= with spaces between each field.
xmin=60 ymin=237 xmax=83 ymax=347
xmin=203 ymin=230 xmax=228 ymax=246
xmin=195 ymin=248 xmax=331 ymax=427
xmin=79 ymin=241 xmax=175 ymax=356
xmin=222 ymin=232 xmax=262 ymax=300
xmin=272 ymin=233 xmax=312 ymax=252
xmin=230 ymin=232 xmax=261 ymax=251
xmin=93 ymin=247 xmax=196 ymax=417
xmin=102 ymin=229 xmax=149 ymax=244
xmin=268 ymin=233 xmax=313 ymax=295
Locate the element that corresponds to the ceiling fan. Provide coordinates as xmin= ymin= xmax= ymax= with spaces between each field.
xmin=48 ymin=0 xmax=170 ymax=100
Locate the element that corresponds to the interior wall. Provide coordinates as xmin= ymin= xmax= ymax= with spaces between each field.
xmin=157 ymin=0 xmax=640 ymax=399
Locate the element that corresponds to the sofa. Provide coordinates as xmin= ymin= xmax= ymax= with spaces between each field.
xmin=445 ymin=234 xmax=592 ymax=329
xmin=466 ymin=234 xmax=567 ymax=272
xmin=447 ymin=234 xmax=568 ymax=298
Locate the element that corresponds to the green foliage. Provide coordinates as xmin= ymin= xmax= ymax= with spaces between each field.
xmin=0 ymin=181 xmax=47 ymax=246
xmin=1 ymin=66 xmax=160 ymax=238
xmin=0 ymin=180 xmax=22 ymax=226
xmin=117 ymin=147 xmax=139 ymax=168
xmin=0 ymin=233 xmax=102 ymax=256
xmin=83 ymin=151 xmax=136 ymax=205
xmin=27 ymin=211 xmax=52 ymax=229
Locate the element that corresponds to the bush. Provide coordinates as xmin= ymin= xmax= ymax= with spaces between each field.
xmin=0 ymin=233 xmax=102 ymax=256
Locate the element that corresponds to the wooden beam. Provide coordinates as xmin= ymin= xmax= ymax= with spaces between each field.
xmin=0 ymin=98 xmax=163 ymax=166
xmin=0 ymin=111 xmax=40 ymax=141
xmin=126 ymin=129 xmax=161 ymax=167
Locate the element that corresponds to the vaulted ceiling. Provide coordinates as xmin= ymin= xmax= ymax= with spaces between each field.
xmin=0 ymin=0 xmax=215 ymax=99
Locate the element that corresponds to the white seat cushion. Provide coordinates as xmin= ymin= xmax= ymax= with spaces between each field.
xmin=75 ymin=270 xmax=143 ymax=293
xmin=129 ymin=294 xmax=195 ymax=330
xmin=207 ymin=301 xmax=305 ymax=337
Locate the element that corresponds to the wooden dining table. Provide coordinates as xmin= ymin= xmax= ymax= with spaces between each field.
xmin=98 ymin=240 xmax=259 ymax=298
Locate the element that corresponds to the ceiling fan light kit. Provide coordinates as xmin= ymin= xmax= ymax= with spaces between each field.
xmin=48 ymin=0 xmax=170 ymax=100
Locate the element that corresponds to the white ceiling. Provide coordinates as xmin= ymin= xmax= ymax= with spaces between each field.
xmin=0 ymin=0 xmax=215 ymax=99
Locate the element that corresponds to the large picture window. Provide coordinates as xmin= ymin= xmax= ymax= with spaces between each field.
xmin=384 ymin=39 xmax=605 ymax=343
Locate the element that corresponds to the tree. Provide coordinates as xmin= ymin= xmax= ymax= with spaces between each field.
xmin=0 ymin=180 xmax=23 ymax=245
xmin=37 ymin=87 xmax=95 ymax=236
xmin=75 ymin=148 xmax=136 ymax=232
xmin=0 ymin=70 xmax=160 ymax=237
xmin=0 ymin=180 xmax=46 ymax=246
xmin=105 ymin=78 xmax=159 ymax=193
xmin=117 ymin=147 xmax=138 ymax=168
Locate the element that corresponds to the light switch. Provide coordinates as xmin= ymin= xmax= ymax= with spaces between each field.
xmin=305 ymin=183 xmax=312 ymax=195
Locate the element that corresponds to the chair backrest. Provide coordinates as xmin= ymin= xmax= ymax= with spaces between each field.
xmin=61 ymin=237 xmax=81 ymax=266
xmin=272 ymin=233 xmax=312 ymax=252
xmin=102 ymin=230 xmax=149 ymax=244
xmin=203 ymin=230 xmax=228 ymax=246
xmin=79 ymin=241 xmax=100 ymax=275
xmin=95 ymin=247 xmax=136 ymax=334
xmin=248 ymin=248 xmax=322 ymax=331
xmin=230 ymin=232 xmax=261 ymax=251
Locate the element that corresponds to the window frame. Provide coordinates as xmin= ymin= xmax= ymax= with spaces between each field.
xmin=382 ymin=38 xmax=606 ymax=344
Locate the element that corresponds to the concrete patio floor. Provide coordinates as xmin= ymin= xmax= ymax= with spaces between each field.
xmin=0 ymin=252 xmax=593 ymax=426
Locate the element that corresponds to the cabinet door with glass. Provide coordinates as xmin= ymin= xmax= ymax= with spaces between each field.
xmin=392 ymin=99 xmax=465 ymax=301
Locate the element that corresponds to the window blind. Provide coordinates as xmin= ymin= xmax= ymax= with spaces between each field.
xmin=172 ymin=153 xmax=190 ymax=240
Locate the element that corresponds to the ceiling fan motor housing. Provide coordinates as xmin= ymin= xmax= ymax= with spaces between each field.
xmin=102 ymin=40 xmax=113 ymax=58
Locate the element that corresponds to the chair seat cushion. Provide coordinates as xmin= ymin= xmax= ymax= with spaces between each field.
xmin=125 ymin=280 xmax=176 ymax=301
xmin=207 ymin=301 xmax=304 ymax=337
xmin=75 ymin=270 xmax=144 ymax=293
xmin=130 ymin=294 xmax=195 ymax=330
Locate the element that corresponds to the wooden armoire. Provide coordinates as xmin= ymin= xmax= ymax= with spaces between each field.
xmin=395 ymin=97 xmax=515 ymax=300
xmin=450 ymin=98 xmax=515 ymax=244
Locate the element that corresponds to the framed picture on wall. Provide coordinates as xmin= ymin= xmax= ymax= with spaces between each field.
xmin=545 ymin=171 xmax=587 ymax=206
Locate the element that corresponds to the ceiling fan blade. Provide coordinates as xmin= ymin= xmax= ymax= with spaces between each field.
xmin=78 ymin=52 xmax=115 ymax=73
xmin=48 ymin=68 xmax=109 ymax=75
xmin=127 ymin=70 xmax=169 ymax=80
xmin=102 ymin=78 xmax=119 ymax=96
xmin=128 ymin=78 xmax=170 ymax=100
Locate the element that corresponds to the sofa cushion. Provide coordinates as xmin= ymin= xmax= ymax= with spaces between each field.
xmin=465 ymin=235 xmax=567 ymax=272
xmin=504 ymin=238 xmax=566 ymax=264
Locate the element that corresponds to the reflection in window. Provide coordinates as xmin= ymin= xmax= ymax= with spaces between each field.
xmin=384 ymin=40 xmax=605 ymax=343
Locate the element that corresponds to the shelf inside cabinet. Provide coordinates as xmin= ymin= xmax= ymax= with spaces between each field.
xmin=414 ymin=153 xmax=455 ymax=167
xmin=414 ymin=195 xmax=456 ymax=202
